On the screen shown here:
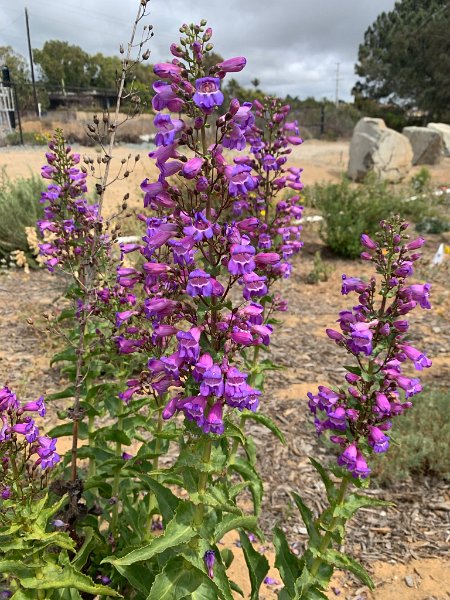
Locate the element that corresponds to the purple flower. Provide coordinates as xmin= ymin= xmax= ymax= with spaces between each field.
xmin=162 ymin=396 xmax=179 ymax=420
xmin=204 ymin=402 xmax=224 ymax=435
xmin=351 ymin=451 xmax=371 ymax=478
xmin=224 ymin=367 xmax=248 ymax=400
xmin=225 ymin=165 xmax=258 ymax=196
xmin=398 ymin=344 xmax=432 ymax=370
xmin=204 ymin=549 xmax=216 ymax=579
xmin=360 ymin=234 xmax=378 ymax=250
xmin=177 ymin=327 xmax=201 ymax=362
xmin=170 ymin=236 xmax=196 ymax=266
xmin=184 ymin=212 xmax=215 ymax=241
xmin=186 ymin=269 xmax=213 ymax=297
xmin=193 ymin=77 xmax=224 ymax=112
xmin=349 ymin=322 xmax=373 ymax=356
xmin=396 ymin=376 xmax=422 ymax=397
xmin=341 ymin=275 xmax=368 ymax=295
xmin=216 ymin=57 xmax=246 ymax=73
xmin=152 ymin=80 xmax=184 ymax=112
xmin=20 ymin=396 xmax=45 ymax=417
xmin=228 ymin=244 xmax=256 ymax=275
xmin=182 ymin=157 xmax=204 ymax=179
xmin=200 ymin=365 xmax=224 ymax=397
xmin=12 ymin=421 xmax=39 ymax=443
xmin=242 ymin=272 xmax=267 ymax=300
xmin=368 ymin=426 xmax=390 ymax=453
xmin=404 ymin=283 xmax=431 ymax=309
xmin=222 ymin=124 xmax=247 ymax=151
xmin=179 ymin=396 xmax=207 ymax=427
xmin=337 ymin=443 xmax=358 ymax=469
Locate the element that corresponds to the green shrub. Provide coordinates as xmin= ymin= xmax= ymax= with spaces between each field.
xmin=305 ymin=174 xmax=432 ymax=258
xmin=1 ymin=131 xmax=49 ymax=147
xmin=0 ymin=169 xmax=45 ymax=259
xmin=374 ymin=387 xmax=450 ymax=484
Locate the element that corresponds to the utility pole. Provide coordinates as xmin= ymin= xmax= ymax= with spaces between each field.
xmin=335 ymin=62 xmax=340 ymax=108
xmin=25 ymin=7 xmax=39 ymax=117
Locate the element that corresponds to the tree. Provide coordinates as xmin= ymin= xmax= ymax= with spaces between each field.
xmin=34 ymin=41 xmax=91 ymax=88
xmin=354 ymin=0 xmax=450 ymax=120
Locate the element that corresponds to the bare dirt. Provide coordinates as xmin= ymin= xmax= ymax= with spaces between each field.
xmin=0 ymin=140 xmax=449 ymax=599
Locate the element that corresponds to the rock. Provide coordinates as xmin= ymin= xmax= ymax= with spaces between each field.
xmin=348 ymin=117 xmax=413 ymax=182
xmin=404 ymin=575 xmax=415 ymax=588
xmin=402 ymin=126 xmax=443 ymax=165
xmin=427 ymin=122 xmax=450 ymax=156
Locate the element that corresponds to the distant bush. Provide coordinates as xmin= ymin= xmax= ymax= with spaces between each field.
xmin=305 ymin=174 xmax=432 ymax=258
xmin=374 ymin=387 xmax=450 ymax=484
xmin=0 ymin=169 xmax=45 ymax=259
xmin=1 ymin=131 xmax=49 ymax=146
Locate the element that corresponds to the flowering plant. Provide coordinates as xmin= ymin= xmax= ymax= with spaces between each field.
xmin=274 ymin=218 xmax=432 ymax=599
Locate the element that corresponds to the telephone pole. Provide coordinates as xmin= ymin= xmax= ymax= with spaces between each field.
xmin=25 ymin=7 xmax=39 ymax=117
xmin=335 ymin=62 xmax=340 ymax=108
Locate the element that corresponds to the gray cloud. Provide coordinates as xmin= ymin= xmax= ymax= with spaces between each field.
xmin=0 ymin=0 xmax=396 ymax=99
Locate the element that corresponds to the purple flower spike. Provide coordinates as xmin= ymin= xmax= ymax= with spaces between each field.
xmin=193 ymin=77 xmax=224 ymax=112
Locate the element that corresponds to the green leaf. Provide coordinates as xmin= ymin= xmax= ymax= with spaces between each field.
xmin=84 ymin=476 xmax=113 ymax=499
xmin=309 ymin=458 xmax=337 ymax=503
xmin=146 ymin=556 xmax=205 ymax=600
xmin=273 ymin=527 xmax=302 ymax=597
xmin=291 ymin=492 xmax=321 ymax=546
xmin=189 ymin=582 xmax=221 ymax=600
xmin=114 ymin=563 xmax=156 ymax=597
xmin=343 ymin=365 xmax=361 ymax=376
xmin=240 ymin=411 xmax=286 ymax=444
xmin=320 ymin=549 xmax=374 ymax=589
xmin=220 ymin=548 xmax=234 ymax=570
xmin=19 ymin=562 xmax=122 ymax=596
xmin=104 ymin=502 xmax=196 ymax=567
xmin=136 ymin=474 xmax=180 ymax=524
xmin=213 ymin=515 xmax=260 ymax=544
xmin=47 ymin=422 xmax=88 ymax=439
xmin=92 ymin=427 xmax=132 ymax=446
xmin=71 ymin=528 xmax=98 ymax=571
xmin=228 ymin=457 xmax=263 ymax=515
xmin=0 ymin=560 xmax=35 ymax=578
xmin=46 ymin=386 xmax=76 ymax=401
xmin=10 ymin=591 xmax=35 ymax=600
xmin=333 ymin=493 xmax=393 ymax=520
xmin=50 ymin=347 xmax=77 ymax=366
xmin=239 ymin=530 xmax=269 ymax=600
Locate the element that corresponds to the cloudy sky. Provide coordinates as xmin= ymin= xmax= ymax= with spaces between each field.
xmin=0 ymin=0 xmax=397 ymax=100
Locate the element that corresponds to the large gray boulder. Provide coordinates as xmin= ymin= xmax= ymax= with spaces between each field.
xmin=348 ymin=117 xmax=413 ymax=182
xmin=402 ymin=126 xmax=443 ymax=165
xmin=427 ymin=123 xmax=450 ymax=156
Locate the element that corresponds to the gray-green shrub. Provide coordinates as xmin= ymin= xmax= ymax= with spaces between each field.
xmin=0 ymin=169 xmax=45 ymax=259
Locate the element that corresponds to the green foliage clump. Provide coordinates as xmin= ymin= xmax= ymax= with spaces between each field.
xmin=374 ymin=387 xmax=450 ymax=484
xmin=305 ymin=250 xmax=334 ymax=284
xmin=305 ymin=175 xmax=432 ymax=258
xmin=0 ymin=169 xmax=45 ymax=259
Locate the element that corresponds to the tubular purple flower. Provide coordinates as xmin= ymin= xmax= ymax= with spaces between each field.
xmin=200 ymin=365 xmax=224 ymax=397
xmin=242 ymin=272 xmax=267 ymax=300
xmin=368 ymin=426 xmax=390 ymax=453
xmin=204 ymin=402 xmax=224 ymax=435
xmin=153 ymin=62 xmax=183 ymax=79
xmin=326 ymin=329 xmax=344 ymax=341
xmin=404 ymin=283 xmax=431 ymax=309
xmin=162 ymin=396 xmax=179 ymax=420
xmin=186 ymin=269 xmax=213 ymax=297
xmin=228 ymin=244 xmax=256 ymax=275
xmin=406 ymin=237 xmax=425 ymax=250
xmin=204 ymin=550 xmax=216 ymax=579
xmin=216 ymin=57 xmax=246 ymax=73
xmin=360 ymin=234 xmax=378 ymax=250
xmin=182 ymin=157 xmax=204 ymax=179
xmin=22 ymin=396 xmax=46 ymax=417
xmin=193 ymin=77 xmax=224 ymax=112
xmin=398 ymin=344 xmax=432 ymax=370
xmin=341 ymin=275 xmax=368 ymax=295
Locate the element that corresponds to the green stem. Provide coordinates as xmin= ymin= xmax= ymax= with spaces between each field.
xmin=145 ymin=408 xmax=164 ymax=538
xmin=230 ymin=346 xmax=261 ymax=459
xmin=194 ymin=438 xmax=212 ymax=527
xmin=309 ymin=476 xmax=351 ymax=579
xmin=88 ymin=413 xmax=96 ymax=479
xmin=111 ymin=401 xmax=124 ymax=536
